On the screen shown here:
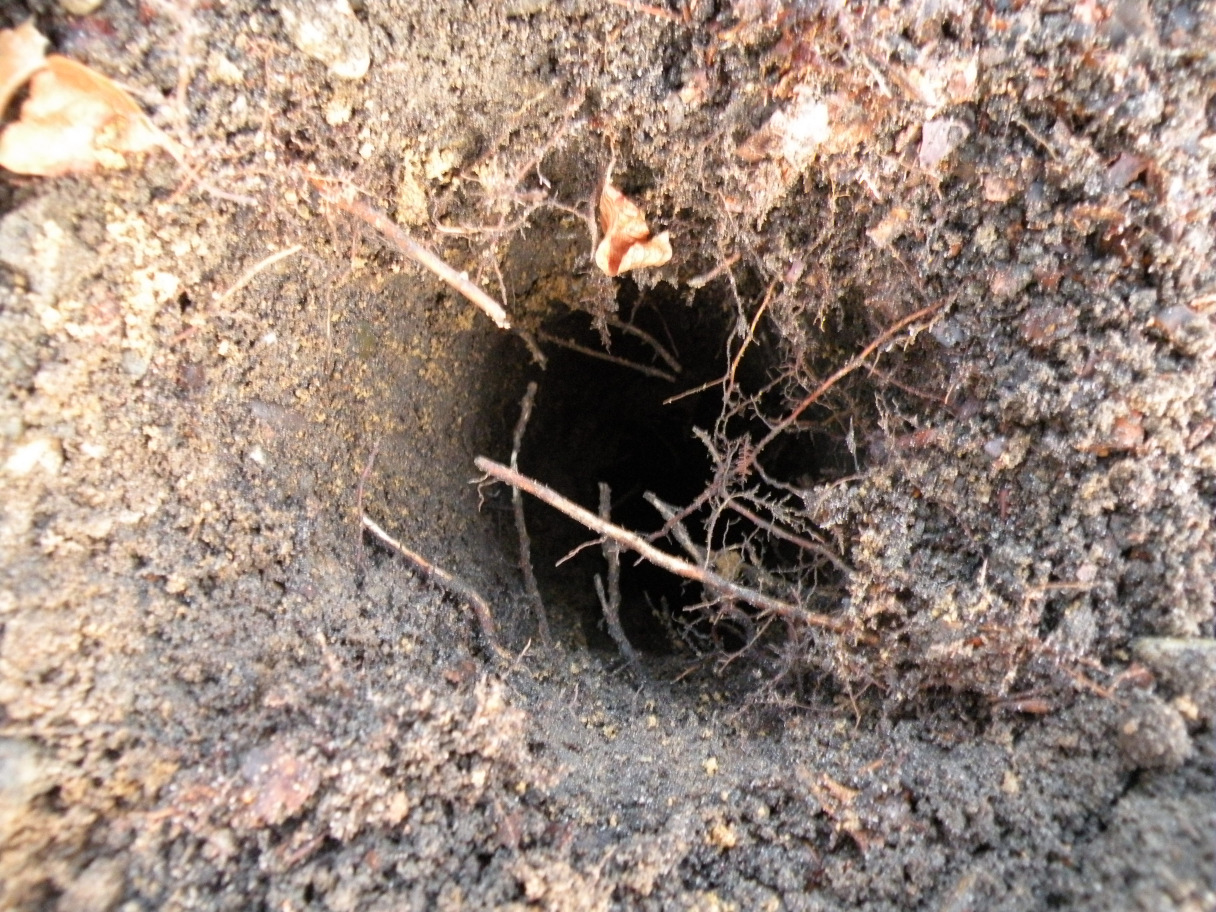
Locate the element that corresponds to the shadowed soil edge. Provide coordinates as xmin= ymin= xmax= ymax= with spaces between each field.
xmin=1 ymin=1 xmax=1214 ymax=910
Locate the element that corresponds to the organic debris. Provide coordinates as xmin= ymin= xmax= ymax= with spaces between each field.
xmin=0 ymin=23 xmax=169 ymax=176
xmin=594 ymin=182 xmax=672 ymax=277
xmin=0 ymin=21 xmax=47 ymax=114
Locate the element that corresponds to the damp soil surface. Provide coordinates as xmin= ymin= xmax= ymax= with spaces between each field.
xmin=2 ymin=1 xmax=1215 ymax=910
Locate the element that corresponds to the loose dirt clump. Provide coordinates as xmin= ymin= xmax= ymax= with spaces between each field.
xmin=1 ymin=1 xmax=1213 ymax=910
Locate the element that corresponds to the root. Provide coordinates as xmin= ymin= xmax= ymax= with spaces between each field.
xmin=510 ymin=382 xmax=551 ymax=646
xmin=210 ymin=244 xmax=303 ymax=313
xmin=475 ymin=457 xmax=856 ymax=635
xmin=596 ymin=483 xmax=640 ymax=669
xmin=604 ymin=316 xmax=683 ymax=375
xmin=536 ymin=330 xmax=677 ymax=382
xmin=724 ymin=501 xmax=854 ymax=577
xmin=311 ymin=179 xmax=514 ymax=331
xmin=740 ymin=297 xmax=948 ymax=475
xmin=361 ymin=514 xmax=507 ymax=661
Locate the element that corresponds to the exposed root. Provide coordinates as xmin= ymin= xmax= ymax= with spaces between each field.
xmin=361 ymin=514 xmax=508 ymax=661
xmin=311 ymin=179 xmax=514 ymax=331
xmin=740 ymin=297 xmax=949 ymax=476
xmin=596 ymin=483 xmax=641 ymax=669
xmin=536 ymin=330 xmax=677 ymax=382
xmin=212 ymin=244 xmax=303 ymax=311
xmin=510 ymin=382 xmax=551 ymax=646
xmin=604 ymin=316 xmax=683 ymax=375
xmin=724 ymin=501 xmax=854 ymax=578
xmin=475 ymin=457 xmax=858 ymax=636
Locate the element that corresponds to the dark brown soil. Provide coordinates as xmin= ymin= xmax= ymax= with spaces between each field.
xmin=1 ymin=1 xmax=1213 ymax=910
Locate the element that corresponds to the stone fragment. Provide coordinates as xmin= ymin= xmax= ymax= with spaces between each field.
xmin=275 ymin=0 xmax=370 ymax=80
xmin=1132 ymin=637 xmax=1216 ymax=724
xmin=1115 ymin=694 xmax=1193 ymax=771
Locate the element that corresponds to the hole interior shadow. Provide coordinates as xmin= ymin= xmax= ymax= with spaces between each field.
xmin=513 ymin=279 xmax=839 ymax=655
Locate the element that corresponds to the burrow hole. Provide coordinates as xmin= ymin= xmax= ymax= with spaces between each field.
xmin=491 ymin=277 xmax=855 ymax=654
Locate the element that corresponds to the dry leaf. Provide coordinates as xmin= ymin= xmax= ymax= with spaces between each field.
xmin=594 ymin=183 xmax=672 ymax=277
xmin=0 ymin=21 xmax=48 ymax=115
xmin=0 ymin=54 xmax=168 ymax=176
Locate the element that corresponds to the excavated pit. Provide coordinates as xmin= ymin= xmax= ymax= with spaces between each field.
xmin=482 ymin=278 xmax=854 ymax=656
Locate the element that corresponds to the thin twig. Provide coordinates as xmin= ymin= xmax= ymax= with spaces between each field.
xmin=644 ymin=492 xmax=706 ymax=563
xmin=605 ymin=316 xmax=683 ymax=374
xmin=741 ymin=299 xmax=947 ymax=474
xmin=475 ymin=458 xmax=855 ymax=635
xmin=313 ymin=181 xmax=512 ymax=329
xmin=511 ymin=382 xmax=551 ymax=646
xmin=361 ymin=514 xmax=507 ymax=660
xmin=536 ymin=330 xmax=677 ymax=382
xmin=597 ymin=483 xmax=640 ymax=668
xmin=725 ymin=501 xmax=854 ymax=577
xmin=213 ymin=245 xmax=303 ymax=310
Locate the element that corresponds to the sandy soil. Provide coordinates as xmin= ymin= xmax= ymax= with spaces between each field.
xmin=1 ymin=0 xmax=1214 ymax=910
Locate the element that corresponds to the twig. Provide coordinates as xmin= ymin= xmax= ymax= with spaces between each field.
xmin=313 ymin=181 xmax=512 ymax=329
xmin=511 ymin=382 xmax=551 ymax=646
xmin=536 ymin=330 xmax=677 ymax=382
xmin=643 ymin=492 xmax=706 ymax=563
xmin=724 ymin=501 xmax=854 ymax=577
xmin=475 ymin=458 xmax=855 ymax=634
xmin=361 ymin=514 xmax=507 ymax=660
xmin=597 ymin=483 xmax=640 ymax=668
xmin=213 ymin=245 xmax=303 ymax=310
xmin=687 ymin=253 xmax=741 ymax=289
xmin=741 ymin=299 xmax=947 ymax=474
xmin=605 ymin=316 xmax=683 ymax=374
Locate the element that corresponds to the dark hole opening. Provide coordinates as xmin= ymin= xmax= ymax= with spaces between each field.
xmin=510 ymin=279 xmax=842 ymax=655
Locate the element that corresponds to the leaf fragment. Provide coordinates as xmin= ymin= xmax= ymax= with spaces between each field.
xmin=594 ymin=183 xmax=672 ymax=277
xmin=0 ymin=53 xmax=169 ymax=176
xmin=0 ymin=20 xmax=48 ymax=115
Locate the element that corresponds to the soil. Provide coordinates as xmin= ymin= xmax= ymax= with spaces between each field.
xmin=1 ymin=1 xmax=1214 ymax=910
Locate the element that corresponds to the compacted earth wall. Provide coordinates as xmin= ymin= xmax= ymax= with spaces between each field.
xmin=0 ymin=1 xmax=1213 ymax=909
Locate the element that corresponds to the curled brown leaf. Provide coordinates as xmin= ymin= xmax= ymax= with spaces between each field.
xmin=594 ymin=183 xmax=672 ymax=277
xmin=0 ymin=52 xmax=168 ymax=176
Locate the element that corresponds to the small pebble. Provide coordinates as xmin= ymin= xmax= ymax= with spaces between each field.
xmin=1115 ymin=694 xmax=1193 ymax=771
xmin=0 ymin=738 xmax=49 ymax=844
xmin=122 ymin=349 xmax=150 ymax=380
xmin=275 ymin=0 xmax=370 ymax=80
xmin=1132 ymin=637 xmax=1216 ymax=724
xmin=4 ymin=436 xmax=63 ymax=477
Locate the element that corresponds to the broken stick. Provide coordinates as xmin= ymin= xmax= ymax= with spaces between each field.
xmin=361 ymin=514 xmax=508 ymax=660
xmin=313 ymin=182 xmax=511 ymax=330
xmin=474 ymin=457 xmax=853 ymax=634
xmin=511 ymin=382 xmax=551 ymax=646
xmin=597 ymin=483 xmax=640 ymax=668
